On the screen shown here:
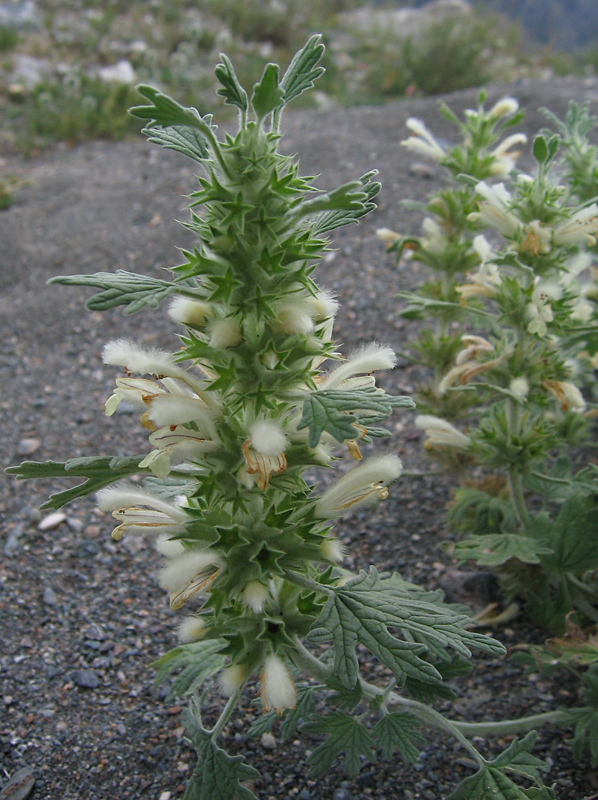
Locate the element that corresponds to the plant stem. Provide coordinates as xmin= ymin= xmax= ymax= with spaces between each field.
xmin=291 ymin=637 xmax=332 ymax=682
xmin=506 ymin=398 xmax=532 ymax=528
xmin=210 ymin=686 xmax=244 ymax=740
xmin=284 ymin=571 xmax=333 ymax=596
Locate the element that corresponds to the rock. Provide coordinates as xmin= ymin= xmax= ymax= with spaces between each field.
xmin=37 ymin=512 xmax=66 ymax=531
xmin=0 ymin=765 xmax=35 ymax=800
xmin=409 ymin=162 xmax=438 ymax=179
xmin=16 ymin=438 xmax=40 ymax=456
xmin=66 ymin=517 xmax=84 ymax=532
xmin=260 ymin=732 xmax=277 ymax=750
xmin=42 ymin=586 xmax=57 ymax=606
xmin=3 ymin=524 xmax=23 ymax=558
xmin=72 ymin=669 xmax=100 ymax=689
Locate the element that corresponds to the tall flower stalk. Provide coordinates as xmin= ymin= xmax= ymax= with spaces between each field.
xmin=8 ymin=41 xmax=586 ymax=799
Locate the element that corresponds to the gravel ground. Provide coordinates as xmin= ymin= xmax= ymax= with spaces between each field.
xmin=2 ymin=76 xmax=598 ymax=800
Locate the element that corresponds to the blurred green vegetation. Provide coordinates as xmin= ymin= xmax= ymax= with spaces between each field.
xmin=0 ymin=0 xmax=597 ymax=153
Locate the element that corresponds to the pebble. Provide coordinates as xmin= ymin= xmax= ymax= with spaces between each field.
xmin=408 ymin=161 xmax=438 ymax=179
xmin=333 ymin=791 xmax=352 ymax=800
xmin=261 ymin=732 xmax=277 ymax=750
xmin=4 ymin=524 xmax=24 ymax=558
xmin=0 ymin=765 xmax=35 ymax=800
xmin=42 ymin=586 xmax=57 ymax=606
xmin=66 ymin=517 xmax=84 ymax=532
xmin=72 ymin=669 xmax=100 ymax=689
xmin=16 ymin=438 xmax=40 ymax=456
xmin=37 ymin=512 xmax=66 ymax=532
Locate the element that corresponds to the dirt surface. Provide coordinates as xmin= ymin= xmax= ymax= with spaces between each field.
xmin=2 ymin=76 xmax=598 ymax=800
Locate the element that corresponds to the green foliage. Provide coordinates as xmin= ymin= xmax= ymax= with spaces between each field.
xmin=152 ymin=640 xmax=227 ymax=701
xmin=447 ymin=732 xmax=549 ymax=800
xmin=307 ymin=567 xmax=504 ymax=689
xmin=455 ymin=533 xmax=553 ymax=567
xmin=6 ymin=455 xmax=144 ymax=509
xmin=303 ymin=712 xmax=377 ymax=778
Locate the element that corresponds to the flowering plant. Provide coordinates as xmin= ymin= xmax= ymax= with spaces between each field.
xmin=384 ymin=99 xmax=598 ymax=635
xmin=8 ymin=40 xmax=582 ymax=798
xmin=380 ymin=91 xmax=526 ymax=420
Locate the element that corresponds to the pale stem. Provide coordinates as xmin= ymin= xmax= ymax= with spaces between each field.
xmin=291 ymin=637 xmax=332 ymax=682
xmin=506 ymin=397 xmax=532 ymax=528
xmin=284 ymin=571 xmax=333 ymax=596
xmin=210 ymin=685 xmax=244 ymax=740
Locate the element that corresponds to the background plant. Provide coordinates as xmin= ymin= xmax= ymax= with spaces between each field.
xmin=7 ymin=36 xmax=583 ymax=800
xmin=386 ymin=101 xmax=598 ymax=633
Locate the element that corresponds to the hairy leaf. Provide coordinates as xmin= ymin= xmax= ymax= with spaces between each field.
xmin=303 ymin=712 xmax=377 ymax=778
xmin=6 ymin=456 xmax=144 ymax=509
xmin=49 ymin=270 xmax=180 ymax=314
xmin=448 ymin=732 xmax=549 ymax=800
xmin=455 ymin=534 xmax=553 ymax=567
xmin=372 ymin=712 xmax=425 ymax=763
xmin=533 ymin=495 xmax=598 ymax=573
xmin=215 ymin=53 xmax=248 ymax=114
xmin=297 ymin=388 xmax=414 ymax=448
xmin=313 ymin=171 xmax=381 ymax=235
xmin=307 ymin=568 xmax=504 ymax=689
xmin=251 ymin=63 xmax=283 ymax=119
xmin=152 ymin=640 xmax=227 ymax=701
xmin=279 ymin=34 xmax=325 ymax=107
xmin=182 ymin=714 xmax=259 ymax=800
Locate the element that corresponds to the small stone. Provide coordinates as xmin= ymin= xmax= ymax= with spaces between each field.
xmin=0 ymin=765 xmax=35 ymax=800
xmin=298 ymin=791 xmax=310 ymax=800
xmin=37 ymin=512 xmax=66 ymax=532
xmin=260 ymin=732 xmax=276 ymax=750
xmin=16 ymin=438 xmax=40 ymax=456
xmin=66 ymin=517 xmax=84 ymax=532
xmin=409 ymin=161 xmax=438 ymax=179
xmin=72 ymin=669 xmax=100 ymax=689
xmin=42 ymin=586 xmax=57 ymax=606
xmin=333 ymin=791 xmax=352 ymax=800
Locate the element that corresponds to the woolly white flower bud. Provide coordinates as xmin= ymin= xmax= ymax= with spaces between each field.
xmin=261 ymin=654 xmax=296 ymax=713
xmin=415 ymin=415 xmax=471 ymax=451
xmin=272 ymin=298 xmax=316 ymax=334
xmin=102 ymin=340 xmax=188 ymax=379
xmin=249 ymin=420 xmax=288 ymax=457
xmin=241 ymin=581 xmax=269 ymax=613
xmin=159 ymin=550 xmax=223 ymax=609
xmin=544 ymin=380 xmax=586 ymax=412
xmin=322 ymin=344 xmax=396 ymax=390
xmin=177 ymin=616 xmax=207 ymax=643
xmin=218 ymin=664 xmax=247 ymax=697
xmin=315 ymin=455 xmax=402 ymax=518
xmin=488 ymin=97 xmax=519 ymax=119
xmin=209 ymin=317 xmax=242 ymax=348
xmin=146 ymin=394 xmax=218 ymax=429
xmin=320 ymin=538 xmax=345 ymax=563
xmin=155 ymin=533 xmax=186 ymax=558
xmin=168 ymin=297 xmax=212 ymax=327
xmin=509 ymin=377 xmax=529 ymax=399
xmin=307 ymin=289 xmax=339 ymax=322
xmin=402 ymin=118 xmax=445 ymax=161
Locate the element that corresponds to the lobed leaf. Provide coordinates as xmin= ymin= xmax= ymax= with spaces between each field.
xmin=302 ymin=712 xmax=377 ymax=778
xmin=49 ymin=270 xmax=180 ymax=314
xmin=151 ymin=640 xmax=227 ymax=701
xmin=6 ymin=456 xmax=144 ymax=510
xmin=279 ymin=34 xmax=325 ymax=107
xmin=372 ymin=712 xmax=425 ymax=763
xmin=215 ymin=53 xmax=248 ymax=114
xmin=455 ymin=534 xmax=554 ymax=567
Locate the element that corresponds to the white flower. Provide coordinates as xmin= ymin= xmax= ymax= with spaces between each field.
xmin=315 ymin=455 xmax=402 ymax=518
xmin=474 ymin=181 xmax=521 ymax=238
xmin=488 ymin=97 xmax=519 ymax=120
xmin=249 ymin=420 xmax=288 ymax=457
xmin=321 ymin=344 xmax=396 ymax=390
xmin=553 ymin=204 xmax=598 ymax=247
xmin=457 ymin=261 xmax=501 ymax=304
xmin=177 ymin=616 xmax=207 ymax=643
xmin=521 ymin=220 xmax=551 ymax=256
xmin=306 ymin=289 xmax=339 ymax=322
xmin=208 ymin=317 xmax=243 ymax=348
xmin=526 ymin=284 xmax=555 ymax=338
xmin=261 ymin=654 xmax=296 ymax=713
xmin=489 ymin=133 xmax=527 ymax=178
xmin=455 ymin=335 xmax=494 ymax=366
xmin=402 ymin=118 xmax=445 ymax=161
xmin=96 ymin=485 xmax=190 ymax=541
xmin=509 ymin=377 xmax=530 ymax=399
xmin=543 ymin=380 xmax=586 ymax=412
xmin=168 ymin=297 xmax=212 ymax=327
xmin=159 ymin=549 xmax=223 ymax=610
xmin=241 ymin=580 xmax=269 ymax=613
xmin=421 ymin=217 xmax=446 ymax=255
xmin=415 ymin=415 xmax=471 ymax=451
xmin=139 ymin=423 xmax=221 ymax=478
xmin=103 ymin=340 xmax=188 ymax=380
xmin=472 ymin=234 xmax=495 ymax=264
xmin=272 ymin=294 xmax=317 ymax=335
xmin=376 ymin=228 xmax=401 ymax=246
xmin=218 ymin=664 xmax=247 ymax=697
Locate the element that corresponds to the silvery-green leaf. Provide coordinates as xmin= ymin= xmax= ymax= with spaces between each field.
xmin=48 ymin=270 xmax=180 ymax=314
xmin=302 ymin=712 xmax=377 ymax=778
xmin=279 ymin=34 xmax=325 ymax=106
xmin=455 ymin=534 xmax=554 ymax=567
xmin=215 ymin=53 xmax=248 ymax=114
